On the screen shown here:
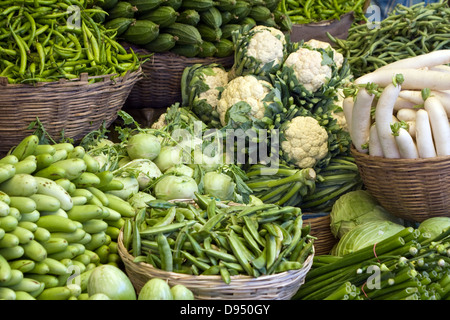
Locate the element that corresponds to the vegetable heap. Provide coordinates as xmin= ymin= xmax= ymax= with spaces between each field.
xmin=0 ymin=0 xmax=140 ymax=84
xmin=332 ymin=1 xmax=450 ymax=78
xmin=0 ymin=135 xmax=138 ymax=300
xmin=181 ymin=25 xmax=357 ymax=212
xmin=347 ymin=50 xmax=450 ymax=158
xmin=122 ymin=194 xmax=314 ymax=283
xmin=98 ymin=0 xmax=293 ymax=58
xmin=293 ymin=221 xmax=450 ymax=300
xmin=280 ymin=0 xmax=368 ymax=24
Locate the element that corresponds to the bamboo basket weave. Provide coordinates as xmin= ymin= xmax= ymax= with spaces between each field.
xmin=123 ymin=46 xmax=234 ymax=109
xmin=117 ymin=231 xmax=314 ymax=300
xmin=351 ymin=146 xmax=450 ymax=222
xmin=0 ymin=70 xmax=142 ymax=155
xmin=303 ymin=213 xmax=337 ymax=256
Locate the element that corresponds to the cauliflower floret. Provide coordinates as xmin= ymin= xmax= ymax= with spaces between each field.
xmin=246 ymin=26 xmax=286 ymax=67
xmin=305 ymin=39 xmax=344 ymax=69
xmin=281 ymin=116 xmax=329 ymax=168
xmin=198 ymin=67 xmax=229 ymax=109
xmin=217 ymin=75 xmax=272 ymax=126
xmin=284 ymin=48 xmax=332 ymax=93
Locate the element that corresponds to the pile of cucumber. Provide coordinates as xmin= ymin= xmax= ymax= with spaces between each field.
xmin=98 ymin=0 xmax=292 ymax=57
xmin=0 ymin=135 xmax=136 ymax=300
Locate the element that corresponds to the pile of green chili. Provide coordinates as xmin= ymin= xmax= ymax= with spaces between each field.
xmin=122 ymin=194 xmax=314 ymax=284
xmin=280 ymin=0 xmax=368 ymax=24
xmin=0 ymin=0 xmax=140 ymax=84
xmin=330 ymin=0 xmax=450 ymax=78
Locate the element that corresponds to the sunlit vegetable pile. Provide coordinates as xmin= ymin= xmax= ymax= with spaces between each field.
xmin=0 ymin=0 xmax=140 ymax=84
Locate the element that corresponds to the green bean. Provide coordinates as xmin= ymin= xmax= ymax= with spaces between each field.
xmin=182 ymin=250 xmax=210 ymax=271
xmin=157 ymin=233 xmax=173 ymax=272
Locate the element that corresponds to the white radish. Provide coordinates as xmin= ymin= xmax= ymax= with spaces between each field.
xmin=394 ymin=127 xmax=419 ymax=159
xmin=430 ymin=65 xmax=450 ymax=73
xmin=355 ymin=69 xmax=450 ymax=90
xmin=368 ymin=124 xmax=383 ymax=157
xmin=350 ymin=88 xmax=375 ymax=153
xmin=398 ymin=90 xmax=424 ymax=104
xmin=424 ymin=97 xmax=450 ymax=156
xmin=342 ymin=96 xmax=354 ymax=134
xmin=375 ymin=83 xmax=402 ymax=158
xmin=415 ymin=109 xmax=437 ymax=158
xmin=394 ymin=97 xmax=417 ymax=112
xmin=399 ymin=90 xmax=450 ymax=118
xmin=377 ymin=50 xmax=450 ymax=71
xmin=406 ymin=120 xmax=416 ymax=139
xmin=396 ymin=108 xmax=417 ymax=122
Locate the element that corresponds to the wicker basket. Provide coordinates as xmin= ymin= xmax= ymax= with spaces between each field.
xmin=303 ymin=213 xmax=337 ymax=256
xmin=117 ymin=231 xmax=314 ymax=300
xmin=123 ymin=47 xmax=234 ymax=109
xmin=0 ymin=70 xmax=142 ymax=155
xmin=351 ymin=146 xmax=450 ymax=222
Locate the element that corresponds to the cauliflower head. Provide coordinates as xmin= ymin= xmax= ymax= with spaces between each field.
xmin=247 ymin=26 xmax=286 ymax=67
xmin=283 ymin=47 xmax=332 ymax=93
xmin=231 ymin=26 xmax=288 ymax=79
xmin=281 ymin=116 xmax=329 ymax=169
xmin=217 ymin=75 xmax=273 ymax=126
xmin=304 ymin=39 xmax=344 ymax=69
xmin=197 ymin=67 xmax=229 ymax=109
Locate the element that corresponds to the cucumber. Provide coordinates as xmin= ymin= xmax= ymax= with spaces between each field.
xmin=104 ymin=194 xmax=136 ymax=218
xmin=220 ymin=11 xmax=235 ymax=25
xmin=104 ymin=17 xmax=135 ymax=36
xmin=40 ymin=237 xmax=69 ymax=254
xmin=165 ymin=0 xmax=182 ymax=10
xmin=200 ymin=6 xmax=222 ymax=29
xmin=71 ymin=172 xmax=101 ymax=188
xmin=230 ymin=0 xmax=252 ymax=22
xmin=9 ymin=196 xmax=36 ymax=214
xmin=128 ymin=0 xmax=165 ymax=13
xmin=14 ymin=156 xmax=37 ymax=175
xmin=101 ymin=0 xmax=119 ymax=10
xmin=144 ymin=32 xmax=178 ymax=52
xmin=37 ymin=287 xmax=72 ymax=300
xmin=176 ymin=9 xmax=200 ymax=26
xmin=215 ymin=38 xmax=234 ymax=57
xmin=139 ymin=5 xmax=179 ymax=28
xmin=0 ymin=174 xmax=38 ymax=197
xmin=36 ymin=215 xmax=78 ymax=233
xmin=30 ymin=194 xmax=61 ymax=212
xmin=180 ymin=0 xmax=214 ymax=11
xmin=170 ymin=44 xmax=201 ymax=57
xmin=215 ymin=0 xmax=236 ymax=11
xmin=11 ymin=135 xmax=39 ymax=161
xmin=164 ymin=22 xmax=203 ymax=45
xmin=197 ymin=23 xmax=222 ymax=42
xmin=66 ymin=205 xmax=104 ymax=223
xmin=221 ymin=24 xmax=241 ymax=39
xmin=123 ymin=19 xmax=160 ymax=45
xmin=22 ymin=240 xmax=47 ymax=262
xmin=107 ymin=1 xmax=138 ymax=20
xmin=249 ymin=5 xmax=273 ymax=21
xmin=198 ymin=41 xmax=218 ymax=57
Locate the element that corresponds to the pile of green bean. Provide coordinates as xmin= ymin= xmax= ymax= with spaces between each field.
xmin=0 ymin=0 xmax=140 ymax=84
xmin=122 ymin=193 xmax=314 ymax=284
xmin=331 ymin=0 xmax=450 ymax=78
xmin=280 ymin=0 xmax=367 ymax=24
xmin=293 ymin=227 xmax=450 ymax=300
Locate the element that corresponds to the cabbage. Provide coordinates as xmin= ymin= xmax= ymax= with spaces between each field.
xmin=203 ymin=171 xmax=236 ymax=201
xmin=418 ymin=217 xmax=450 ymax=240
xmin=154 ymin=175 xmax=199 ymax=200
xmin=331 ymin=220 xmax=405 ymax=257
xmin=330 ymin=190 xmax=404 ymax=238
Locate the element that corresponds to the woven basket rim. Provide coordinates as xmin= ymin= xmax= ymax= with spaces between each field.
xmin=0 ymin=67 xmax=143 ymax=88
xmin=117 ymin=230 xmax=314 ymax=284
xmin=351 ymin=145 xmax=450 ymax=164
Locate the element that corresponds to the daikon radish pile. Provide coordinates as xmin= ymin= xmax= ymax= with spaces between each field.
xmin=346 ymin=51 xmax=450 ymax=159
